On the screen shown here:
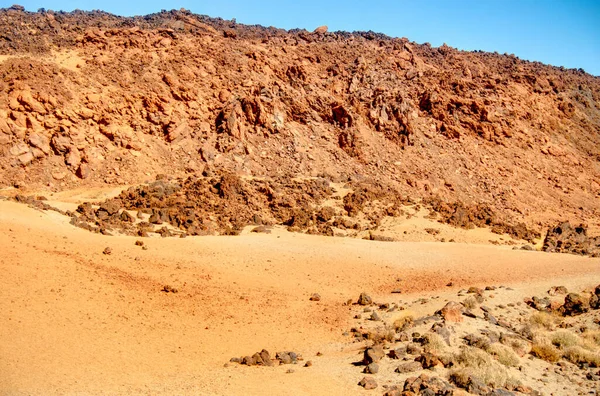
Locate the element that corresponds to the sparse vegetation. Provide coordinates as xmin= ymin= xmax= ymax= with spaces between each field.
xmin=551 ymin=330 xmax=581 ymax=349
xmin=393 ymin=313 xmax=414 ymax=332
xmin=529 ymin=312 xmax=560 ymax=330
xmin=530 ymin=343 xmax=561 ymax=363
xmin=487 ymin=343 xmax=520 ymax=367
xmin=423 ymin=333 xmax=446 ymax=354
xmin=499 ymin=334 xmax=531 ymax=357
xmin=451 ymin=346 xmax=515 ymax=388
xmin=563 ymin=346 xmax=600 ymax=367
xmin=462 ymin=296 xmax=478 ymax=310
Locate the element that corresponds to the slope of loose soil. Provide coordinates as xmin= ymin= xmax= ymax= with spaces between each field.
xmin=0 ymin=7 xmax=599 ymax=236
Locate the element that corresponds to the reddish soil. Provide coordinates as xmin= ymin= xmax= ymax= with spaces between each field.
xmin=0 ymin=7 xmax=598 ymax=236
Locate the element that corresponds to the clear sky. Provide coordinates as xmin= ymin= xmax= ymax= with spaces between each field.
xmin=4 ymin=0 xmax=600 ymax=76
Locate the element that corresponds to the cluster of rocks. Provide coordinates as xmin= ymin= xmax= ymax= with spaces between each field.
xmin=0 ymin=7 xmax=598 ymax=238
xmin=542 ymin=221 xmax=600 ymax=256
xmin=63 ymin=172 xmax=410 ymax=237
xmin=348 ymin=283 xmax=600 ymax=395
xmin=229 ymin=349 xmax=303 ymax=367
xmin=425 ymin=197 xmax=540 ymax=243
xmin=526 ymin=284 xmax=600 ymax=316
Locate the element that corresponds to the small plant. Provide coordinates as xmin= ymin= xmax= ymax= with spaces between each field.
xmin=487 ymin=343 xmax=520 ymax=367
xmin=423 ymin=333 xmax=446 ymax=354
xmin=450 ymin=346 xmax=514 ymax=389
xmin=529 ymin=312 xmax=559 ymax=330
xmin=462 ymin=296 xmax=478 ymax=310
xmin=500 ymin=336 xmax=531 ymax=357
xmin=393 ymin=313 xmax=414 ymax=332
xmin=563 ymin=346 xmax=600 ymax=367
xmin=366 ymin=328 xmax=396 ymax=344
xmin=551 ymin=330 xmax=581 ymax=349
xmin=530 ymin=343 xmax=561 ymax=363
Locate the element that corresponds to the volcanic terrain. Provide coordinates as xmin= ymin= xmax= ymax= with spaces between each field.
xmin=1 ymin=5 xmax=600 ymax=396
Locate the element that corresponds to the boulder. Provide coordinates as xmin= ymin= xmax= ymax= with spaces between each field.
xmin=395 ymin=361 xmax=422 ymax=373
xmin=363 ymin=345 xmax=384 ymax=365
xmin=313 ymin=25 xmax=328 ymax=34
xmin=357 ymin=292 xmax=373 ymax=305
xmin=28 ymin=132 xmax=51 ymax=154
xmin=358 ymin=376 xmax=377 ymax=390
xmin=561 ymin=293 xmax=590 ymax=316
xmin=436 ymin=301 xmax=463 ymax=322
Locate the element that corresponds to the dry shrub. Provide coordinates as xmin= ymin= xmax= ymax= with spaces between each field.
xmin=393 ymin=312 xmax=414 ymax=332
xmin=551 ymin=330 xmax=581 ymax=349
xmin=582 ymin=330 xmax=600 ymax=346
xmin=530 ymin=343 xmax=561 ymax=363
xmin=423 ymin=333 xmax=446 ymax=354
xmin=367 ymin=328 xmax=395 ymax=344
xmin=487 ymin=343 xmax=520 ymax=367
xmin=529 ymin=312 xmax=560 ymax=330
xmin=451 ymin=347 xmax=513 ymax=388
xmin=500 ymin=334 xmax=531 ymax=356
xmin=462 ymin=296 xmax=478 ymax=310
xmin=563 ymin=346 xmax=600 ymax=367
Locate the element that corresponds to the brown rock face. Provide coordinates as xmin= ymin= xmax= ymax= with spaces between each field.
xmin=0 ymin=9 xmax=598 ymax=240
xmin=436 ymin=301 xmax=464 ymax=323
xmin=543 ymin=222 xmax=600 ymax=256
xmin=561 ymin=293 xmax=590 ymax=316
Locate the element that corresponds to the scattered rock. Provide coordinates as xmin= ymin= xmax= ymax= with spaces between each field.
xmin=358 ymin=376 xmax=377 ymax=390
xmin=548 ymin=286 xmax=568 ymax=296
xmin=309 ymin=293 xmax=321 ymax=301
xmin=395 ymin=361 xmax=422 ymax=373
xmin=313 ymin=25 xmax=328 ymax=34
xmin=436 ymin=301 xmax=463 ymax=322
xmin=561 ymin=293 xmax=590 ymax=316
xmin=363 ymin=345 xmax=384 ymax=365
xmin=102 ymin=247 xmax=112 ymax=255
xmin=357 ymin=292 xmax=373 ymax=306
xmin=364 ymin=362 xmax=379 ymax=374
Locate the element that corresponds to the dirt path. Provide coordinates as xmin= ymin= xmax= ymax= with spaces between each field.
xmin=1 ymin=200 xmax=599 ymax=395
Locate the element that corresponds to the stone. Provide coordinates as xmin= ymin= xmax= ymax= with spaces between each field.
xmin=17 ymin=90 xmax=46 ymax=114
xmin=102 ymin=247 xmax=112 ymax=255
xmin=10 ymin=142 xmax=29 ymax=156
xmin=548 ymin=286 xmax=568 ymax=296
xmin=28 ymin=132 xmax=51 ymax=154
xmin=370 ymin=311 xmax=381 ymax=321
xmin=561 ymin=293 xmax=590 ymax=316
xmin=166 ymin=122 xmax=190 ymax=142
xmin=358 ymin=376 xmax=377 ymax=390
xmin=309 ymin=293 xmax=321 ymax=301
xmin=417 ymin=352 xmax=442 ymax=369
xmin=18 ymin=151 xmax=34 ymax=165
xmin=484 ymin=312 xmax=498 ymax=325
xmin=395 ymin=361 xmax=422 ymax=373
xmin=51 ymin=134 xmax=71 ymax=154
xmin=365 ymin=362 xmax=379 ymax=374
xmin=363 ymin=345 xmax=384 ymax=365
xmin=357 ymin=292 xmax=373 ymax=305
xmin=76 ymin=163 xmax=91 ymax=179
xmin=436 ymin=301 xmax=463 ymax=322
xmin=276 ymin=351 xmax=297 ymax=364
xmin=313 ymin=25 xmax=328 ymax=34
xmin=241 ymin=355 xmax=255 ymax=365
xmin=65 ymin=147 xmax=82 ymax=169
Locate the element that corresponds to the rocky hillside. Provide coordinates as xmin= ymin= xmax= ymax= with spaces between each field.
xmin=0 ymin=6 xmax=599 ymax=233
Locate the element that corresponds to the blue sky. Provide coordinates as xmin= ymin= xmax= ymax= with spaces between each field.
xmin=4 ymin=0 xmax=600 ymax=76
